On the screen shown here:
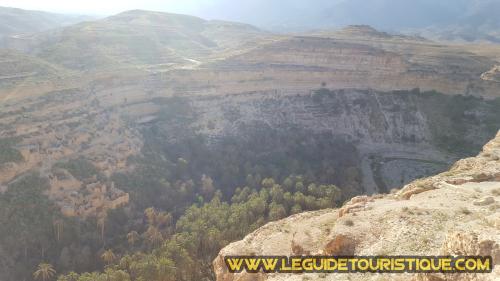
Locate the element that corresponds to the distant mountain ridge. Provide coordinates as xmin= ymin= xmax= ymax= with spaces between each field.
xmin=185 ymin=0 xmax=500 ymax=42
xmin=0 ymin=9 xmax=269 ymax=71
xmin=0 ymin=6 xmax=94 ymax=38
xmin=2 ymin=3 xmax=500 ymax=43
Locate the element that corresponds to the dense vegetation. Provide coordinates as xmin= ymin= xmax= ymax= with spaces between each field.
xmin=57 ymin=177 xmax=341 ymax=281
xmin=0 ymin=171 xmax=341 ymax=281
xmin=0 ymin=114 xmax=354 ymax=281
xmin=132 ymin=96 xmax=363 ymax=201
xmin=116 ymin=127 xmax=361 ymax=212
xmin=0 ymin=173 xmax=120 ymax=280
xmin=0 ymin=173 xmax=57 ymax=279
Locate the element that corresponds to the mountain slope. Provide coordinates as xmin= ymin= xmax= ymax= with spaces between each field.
xmin=171 ymin=25 xmax=500 ymax=98
xmin=0 ymin=6 xmax=93 ymax=38
xmin=5 ymin=10 xmax=269 ymax=71
xmin=0 ymin=49 xmax=61 ymax=81
xmin=188 ymin=0 xmax=500 ymax=42
xmin=324 ymin=0 xmax=500 ymax=42
xmin=214 ymin=131 xmax=500 ymax=281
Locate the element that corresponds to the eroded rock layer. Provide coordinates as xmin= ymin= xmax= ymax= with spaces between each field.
xmin=1 ymin=23 xmax=500 ymax=219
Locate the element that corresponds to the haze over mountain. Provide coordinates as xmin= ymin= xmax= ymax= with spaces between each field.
xmin=0 ymin=6 xmax=95 ymax=39
xmin=181 ymin=0 xmax=500 ymax=42
xmin=2 ymin=0 xmax=500 ymax=42
xmin=1 ymin=9 xmax=268 ymax=71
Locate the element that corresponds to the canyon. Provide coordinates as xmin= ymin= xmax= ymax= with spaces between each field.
xmin=0 ymin=9 xmax=499 ymax=281
xmin=1 ymin=18 xmax=499 ymax=218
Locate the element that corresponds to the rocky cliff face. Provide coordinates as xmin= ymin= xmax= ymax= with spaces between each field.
xmin=1 ymin=23 xmax=499 ymax=218
xmin=166 ymin=29 xmax=500 ymax=98
xmin=179 ymin=88 xmax=498 ymax=193
xmin=1 ymin=85 xmax=498 ymax=217
xmin=213 ymin=131 xmax=500 ymax=281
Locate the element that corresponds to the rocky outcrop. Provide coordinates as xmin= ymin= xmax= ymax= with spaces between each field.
xmin=399 ymin=131 xmax=500 ymax=200
xmin=2 ymin=85 xmax=498 ymax=217
xmin=481 ymin=65 xmax=500 ymax=83
xmin=416 ymin=232 xmax=500 ymax=281
xmin=337 ymin=195 xmax=374 ymax=217
xmin=322 ymin=234 xmax=356 ymax=256
xmin=213 ymin=131 xmax=500 ymax=281
xmin=184 ymin=88 xmax=498 ymax=193
xmin=167 ymin=29 xmax=500 ymax=99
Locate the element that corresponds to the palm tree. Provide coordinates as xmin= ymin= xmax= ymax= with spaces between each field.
xmin=79 ymin=272 xmax=101 ymax=280
xmin=127 ymin=231 xmax=140 ymax=246
xmin=155 ymin=212 xmax=172 ymax=228
xmin=97 ymin=214 xmax=107 ymax=244
xmin=33 ymin=263 xmax=56 ymax=281
xmin=119 ymin=255 xmax=133 ymax=271
xmin=101 ymin=249 xmax=116 ymax=265
xmin=62 ymin=272 xmax=79 ymax=281
xmin=144 ymin=207 xmax=157 ymax=226
xmin=104 ymin=268 xmax=131 ymax=281
xmin=155 ymin=257 xmax=176 ymax=281
xmin=145 ymin=226 xmax=163 ymax=248
xmin=53 ymin=219 xmax=64 ymax=242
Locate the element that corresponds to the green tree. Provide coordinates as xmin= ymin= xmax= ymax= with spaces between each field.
xmin=200 ymin=174 xmax=215 ymax=199
xmin=155 ymin=257 xmax=175 ymax=281
xmin=59 ymin=272 xmax=78 ymax=281
xmin=53 ymin=219 xmax=64 ymax=242
xmin=103 ymin=268 xmax=130 ymax=281
xmin=33 ymin=263 xmax=56 ymax=281
xmin=101 ymin=249 xmax=116 ymax=265
xmin=127 ymin=231 xmax=140 ymax=247
xmin=145 ymin=226 xmax=163 ymax=248
xmin=291 ymin=204 xmax=302 ymax=214
xmin=268 ymin=203 xmax=286 ymax=221
xmin=144 ymin=207 xmax=157 ymax=226
xmin=283 ymin=177 xmax=294 ymax=191
xmin=261 ymin=178 xmax=275 ymax=189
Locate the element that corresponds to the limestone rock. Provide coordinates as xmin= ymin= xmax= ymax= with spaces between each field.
xmin=417 ymin=232 xmax=500 ymax=281
xmin=473 ymin=197 xmax=495 ymax=206
xmin=322 ymin=234 xmax=356 ymax=256
xmin=338 ymin=195 xmax=374 ymax=217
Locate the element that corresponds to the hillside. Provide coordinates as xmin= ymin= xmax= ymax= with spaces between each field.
xmin=0 ymin=49 xmax=63 ymax=89
xmin=2 ymin=10 xmax=270 ymax=71
xmin=172 ymin=25 xmax=500 ymax=98
xmin=0 ymin=6 xmax=93 ymax=38
xmin=191 ymin=0 xmax=500 ymax=42
xmin=214 ymin=131 xmax=500 ymax=281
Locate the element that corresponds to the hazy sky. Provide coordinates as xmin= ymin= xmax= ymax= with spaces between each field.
xmin=0 ymin=0 xmax=346 ymax=29
xmin=2 ymin=0 xmax=496 ymax=35
xmin=0 ymin=0 xmax=216 ymax=15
